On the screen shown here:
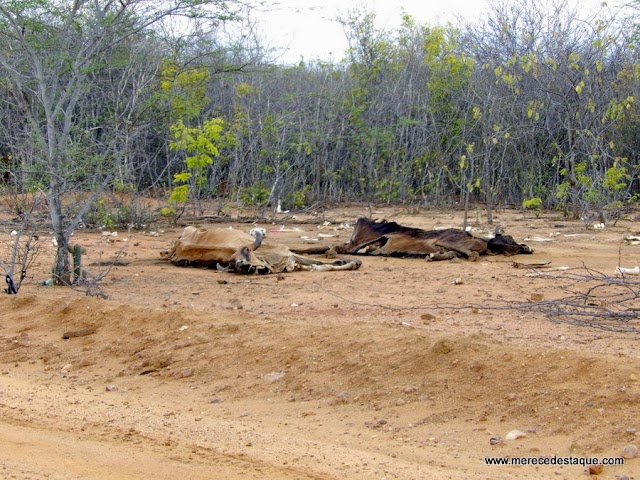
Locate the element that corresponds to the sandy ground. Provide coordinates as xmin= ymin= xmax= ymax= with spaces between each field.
xmin=1 ymin=205 xmax=639 ymax=480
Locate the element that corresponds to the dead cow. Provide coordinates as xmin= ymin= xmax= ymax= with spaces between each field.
xmin=295 ymin=218 xmax=533 ymax=261
xmin=161 ymin=226 xmax=362 ymax=274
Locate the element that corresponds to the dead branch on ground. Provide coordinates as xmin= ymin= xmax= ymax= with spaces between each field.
xmin=314 ymin=266 xmax=640 ymax=333
xmin=509 ymin=267 xmax=640 ymax=332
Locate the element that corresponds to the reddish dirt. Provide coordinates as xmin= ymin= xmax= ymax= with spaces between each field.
xmin=1 ymin=205 xmax=639 ymax=479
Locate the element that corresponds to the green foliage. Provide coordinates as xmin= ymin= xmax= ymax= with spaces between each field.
xmin=240 ymin=184 xmax=270 ymax=208
xmin=84 ymin=198 xmax=116 ymax=230
xmin=160 ymin=207 xmax=176 ymax=217
xmin=84 ymin=197 xmax=152 ymax=230
xmin=423 ymin=26 xmax=474 ymax=113
xmin=166 ymin=117 xmax=230 ymax=214
xmin=1 ymin=0 xmax=638 ymax=221
xmin=285 ymin=185 xmax=311 ymax=209
xmin=168 ymin=183 xmax=190 ymax=204
xmin=114 ymin=181 xmax=135 ymax=194
xmin=235 ymin=82 xmax=258 ymax=97
xmin=159 ymin=61 xmax=211 ymax=121
xmin=556 ymin=181 xmax=570 ymax=203
xmin=522 ymin=197 xmax=543 ymax=216
xmin=603 ymin=161 xmax=631 ymax=191
xmin=170 ymin=118 xmax=226 ymax=167
xmin=556 ymin=158 xmax=633 ymax=218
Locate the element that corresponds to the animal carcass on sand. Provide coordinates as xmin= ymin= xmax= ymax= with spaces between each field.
xmin=161 ymin=226 xmax=362 ymax=274
xmin=293 ymin=218 xmax=533 ymax=261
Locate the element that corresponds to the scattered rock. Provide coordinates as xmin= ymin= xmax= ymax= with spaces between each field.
xmin=263 ymin=371 xmax=285 ymax=383
xmin=490 ymin=436 xmax=503 ymax=445
xmin=78 ymin=358 xmax=94 ymax=368
xmin=62 ymin=326 xmax=97 ymax=339
xmin=15 ymin=333 xmax=31 ymax=347
xmin=621 ymin=444 xmax=638 ymax=459
xmin=420 ymin=313 xmax=436 ymax=321
xmin=431 ymin=339 xmax=454 ymax=355
xmin=106 ymin=384 xmax=117 ymax=391
xmin=587 ymin=464 xmax=603 ymax=475
xmin=453 ymin=277 xmax=463 ymax=285
xmin=505 ymin=429 xmax=526 ymax=441
xmin=180 ymin=369 xmax=194 ymax=379
xmin=320 ymin=247 xmax=337 ymax=259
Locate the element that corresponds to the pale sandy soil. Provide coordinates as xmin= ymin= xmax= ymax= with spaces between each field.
xmin=1 ymin=205 xmax=639 ymax=480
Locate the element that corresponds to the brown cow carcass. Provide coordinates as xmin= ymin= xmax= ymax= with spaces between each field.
xmin=294 ymin=218 xmax=533 ymax=261
xmin=161 ymin=226 xmax=362 ymax=274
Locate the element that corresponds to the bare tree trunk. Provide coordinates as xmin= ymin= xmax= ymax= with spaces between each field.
xmin=485 ymin=190 xmax=494 ymax=225
xmin=462 ymin=188 xmax=470 ymax=232
xmin=49 ymin=179 xmax=71 ymax=285
xmin=53 ymin=239 xmax=72 ymax=286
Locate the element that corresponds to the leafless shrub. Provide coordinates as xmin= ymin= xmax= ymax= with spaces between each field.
xmin=67 ymin=229 xmax=132 ymax=299
xmin=0 ymin=192 xmax=45 ymax=294
xmin=511 ymin=267 xmax=640 ymax=333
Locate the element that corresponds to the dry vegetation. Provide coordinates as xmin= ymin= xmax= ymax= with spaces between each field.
xmin=1 ymin=205 xmax=640 ymax=479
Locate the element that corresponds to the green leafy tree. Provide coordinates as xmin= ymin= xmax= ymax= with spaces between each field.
xmin=0 ymin=0 xmax=236 ymax=285
xmin=168 ymin=118 xmax=228 ymax=217
xmin=159 ymin=61 xmax=212 ymax=123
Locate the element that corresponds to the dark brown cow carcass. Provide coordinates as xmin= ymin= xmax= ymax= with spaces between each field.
xmin=294 ymin=218 xmax=533 ymax=261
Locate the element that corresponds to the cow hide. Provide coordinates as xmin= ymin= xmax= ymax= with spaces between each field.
xmin=161 ymin=226 xmax=362 ymax=274
xmin=293 ymin=218 xmax=533 ymax=260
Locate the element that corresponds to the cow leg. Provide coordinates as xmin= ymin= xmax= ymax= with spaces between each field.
xmin=310 ymin=259 xmax=362 ymax=271
xmin=291 ymin=254 xmax=362 ymax=272
xmin=434 ymin=240 xmax=480 ymax=261
xmin=290 ymin=245 xmax=334 ymax=255
xmin=360 ymin=241 xmax=387 ymax=255
xmin=429 ymin=251 xmax=459 ymax=261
